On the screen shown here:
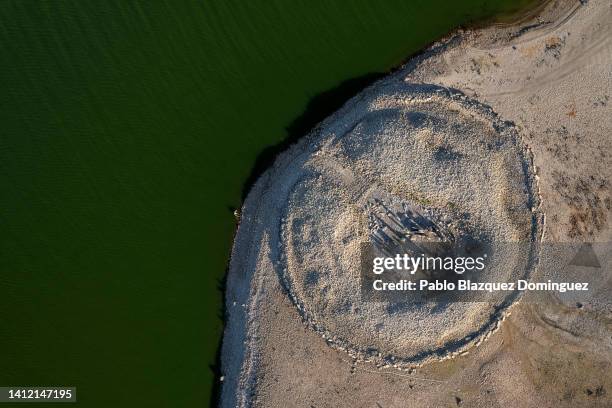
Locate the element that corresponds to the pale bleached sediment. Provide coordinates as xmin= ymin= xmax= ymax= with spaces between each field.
xmin=221 ymin=1 xmax=612 ymax=406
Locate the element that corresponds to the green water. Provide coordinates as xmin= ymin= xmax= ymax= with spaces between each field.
xmin=1 ymin=1 xmax=539 ymax=406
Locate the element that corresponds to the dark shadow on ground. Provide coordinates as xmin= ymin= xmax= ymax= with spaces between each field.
xmin=240 ymin=72 xmax=385 ymax=202
xmin=211 ymin=72 xmax=384 ymax=407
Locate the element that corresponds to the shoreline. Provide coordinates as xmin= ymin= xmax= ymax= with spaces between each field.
xmin=215 ymin=3 xmax=559 ymax=405
xmin=236 ymin=0 xmax=555 ymax=204
xmin=220 ymin=0 xmax=610 ymax=406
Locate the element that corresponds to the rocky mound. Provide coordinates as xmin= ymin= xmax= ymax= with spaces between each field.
xmin=278 ymin=84 xmax=543 ymax=366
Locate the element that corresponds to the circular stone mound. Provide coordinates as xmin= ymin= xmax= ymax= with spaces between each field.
xmin=278 ymin=84 xmax=542 ymax=367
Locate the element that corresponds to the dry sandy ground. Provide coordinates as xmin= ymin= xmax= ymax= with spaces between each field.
xmin=221 ymin=0 xmax=612 ymax=406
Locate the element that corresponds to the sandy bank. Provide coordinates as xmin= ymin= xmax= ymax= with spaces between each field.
xmin=221 ymin=1 xmax=611 ymax=406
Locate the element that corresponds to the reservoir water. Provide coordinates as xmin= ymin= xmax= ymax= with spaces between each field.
xmin=0 ymin=0 xmax=541 ymax=406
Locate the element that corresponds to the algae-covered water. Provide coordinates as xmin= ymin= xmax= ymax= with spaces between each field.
xmin=1 ymin=1 xmax=540 ymax=406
